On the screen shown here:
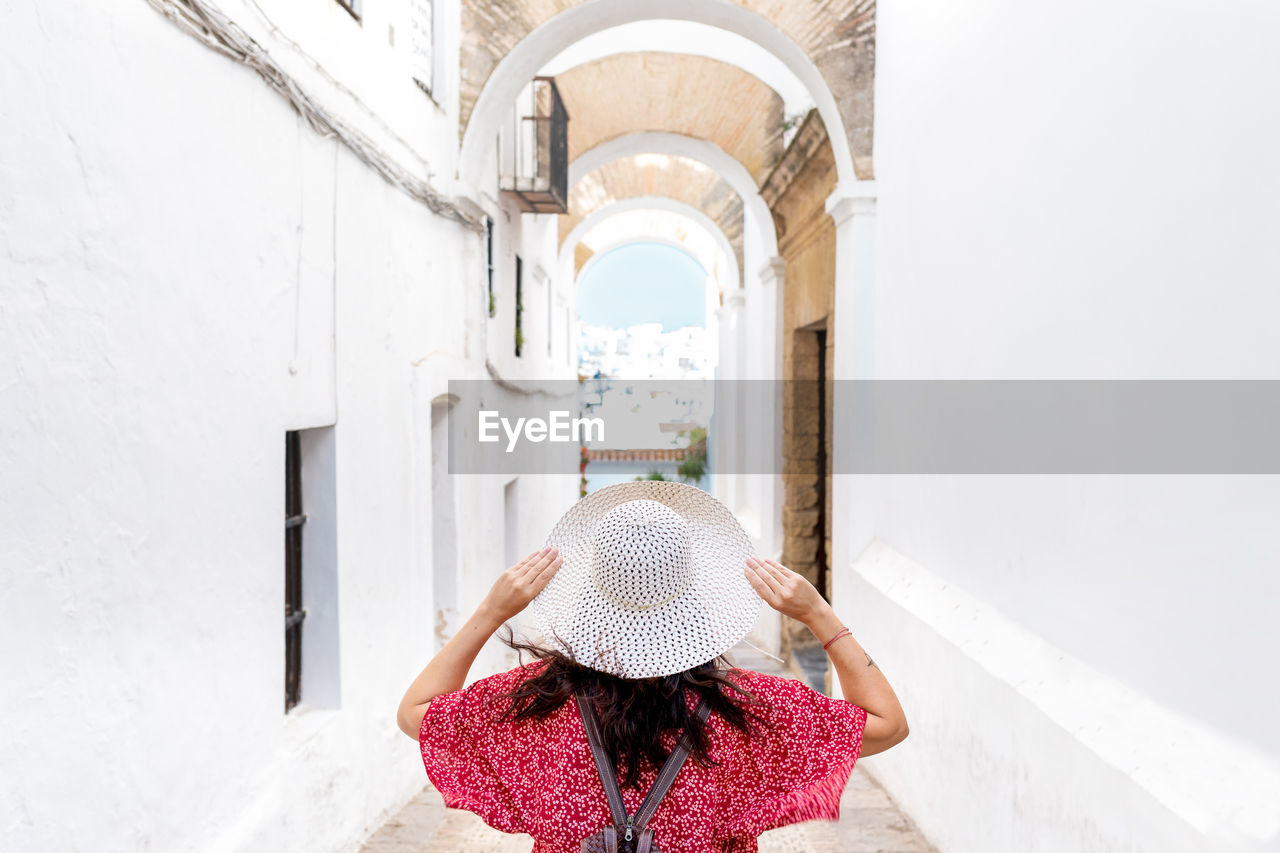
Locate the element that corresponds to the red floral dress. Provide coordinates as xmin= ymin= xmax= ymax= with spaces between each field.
xmin=418 ymin=662 xmax=867 ymax=853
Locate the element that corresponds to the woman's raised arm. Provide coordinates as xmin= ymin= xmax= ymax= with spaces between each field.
xmin=396 ymin=547 xmax=562 ymax=739
xmin=745 ymin=556 xmax=909 ymax=757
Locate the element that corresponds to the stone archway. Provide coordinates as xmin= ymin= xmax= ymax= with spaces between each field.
xmin=576 ymin=235 xmax=709 ymax=282
xmin=558 ymin=196 xmax=740 ymax=297
xmin=457 ymin=0 xmax=873 ymax=187
xmin=571 ymin=132 xmax=779 ymax=259
xmin=559 ymin=199 xmax=738 ymax=352
xmin=459 ymin=0 xmax=881 ymax=572
xmin=553 ymin=53 xmax=784 ymax=180
xmin=563 ymin=155 xmax=745 ymax=284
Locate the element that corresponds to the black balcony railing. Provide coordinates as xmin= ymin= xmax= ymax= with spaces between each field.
xmin=500 ymin=77 xmax=569 ymax=214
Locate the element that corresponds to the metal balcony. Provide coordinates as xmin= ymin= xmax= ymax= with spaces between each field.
xmin=499 ymin=77 xmax=570 ymax=214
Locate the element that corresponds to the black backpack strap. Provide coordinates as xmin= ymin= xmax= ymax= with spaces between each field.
xmin=576 ymin=691 xmax=711 ymax=848
xmin=632 ymin=700 xmax=711 ymax=832
xmin=575 ymin=691 xmax=629 ymax=829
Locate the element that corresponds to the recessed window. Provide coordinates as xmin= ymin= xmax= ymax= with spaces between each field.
xmin=284 ymin=428 xmax=341 ymax=713
xmin=285 ymin=432 xmax=306 ymax=712
xmin=486 ymin=218 xmax=496 ymax=318
xmin=408 ymin=0 xmax=435 ymax=95
xmin=514 ymin=255 xmax=524 ymax=357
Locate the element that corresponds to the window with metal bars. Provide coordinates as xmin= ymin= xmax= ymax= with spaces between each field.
xmin=514 ymin=255 xmax=524 ymax=357
xmin=408 ymin=0 xmax=435 ymax=96
xmin=285 ymin=431 xmax=307 ymax=712
xmin=486 ymin=218 xmax=496 ymax=317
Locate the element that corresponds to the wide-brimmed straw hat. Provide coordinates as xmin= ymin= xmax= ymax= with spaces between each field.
xmin=530 ymin=481 xmax=760 ymax=679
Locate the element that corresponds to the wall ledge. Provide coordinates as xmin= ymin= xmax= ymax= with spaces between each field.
xmin=850 ymin=539 xmax=1280 ymax=851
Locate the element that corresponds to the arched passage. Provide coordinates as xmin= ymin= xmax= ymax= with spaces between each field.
xmin=577 ymin=236 xmax=708 ymax=284
xmin=460 ymin=0 xmax=879 ymax=566
xmin=570 ymin=132 xmax=778 ymax=259
xmin=572 ymin=236 xmax=723 ymax=388
xmin=554 ymin=53 xmax=783 ymax=181
xmin=458 ymin=0 xmax=862 ymax=188
xmin=539 ymin=20 xmax=814 ymax=119
xmin=565 ymin=154 xmax=744 ymax=282
xmin=558 ymin=196 xmax=741 ymax=300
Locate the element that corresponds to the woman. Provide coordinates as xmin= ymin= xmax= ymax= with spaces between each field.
xmin=397 ymin=482 xmax=908 ymax=852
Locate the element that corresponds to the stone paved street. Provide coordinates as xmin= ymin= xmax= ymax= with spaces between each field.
xmin=363 ymin=643 xmax=933 ymax=852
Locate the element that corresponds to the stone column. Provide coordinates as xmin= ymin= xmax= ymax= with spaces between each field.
xmin=754 ymin=257 xmax=786 ymax=557
xmin=826 ymin=181 xmax=877 ymax=599
xmin=713 ymin=289 xmax=746 ymax=514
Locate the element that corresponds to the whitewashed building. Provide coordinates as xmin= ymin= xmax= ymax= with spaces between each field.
xmin=1 ymin=1 xmax=578 ymax=850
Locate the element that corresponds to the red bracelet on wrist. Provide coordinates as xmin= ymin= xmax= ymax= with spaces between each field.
xmin=822 ymin=627 xmax=852 ymax=650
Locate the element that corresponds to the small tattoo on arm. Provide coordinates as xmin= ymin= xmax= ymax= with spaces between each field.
xmin=865 ymin=651 xmax=877 ymax=668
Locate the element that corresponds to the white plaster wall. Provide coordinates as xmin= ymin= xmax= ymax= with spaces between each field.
xmin=0 ymin=1 xmax=575 ymax=851
xmin=844 ymin=543 xmax=1280 ymax=853
xmin=874 ymin=0 xmax=1280 ymax=382
xmin=486 ymin=197 xmax=574 ymax=379
xmin=228 ymin=0 xmax=465 ymax=189
xmin=456 ymin=189 xmax=580 ymax=667
xmin=841 ymin=1 xmax=1280 ymax=849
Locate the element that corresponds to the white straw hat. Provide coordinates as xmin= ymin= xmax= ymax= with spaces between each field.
xmin=531 ymin=481 xmax=760 ymax=679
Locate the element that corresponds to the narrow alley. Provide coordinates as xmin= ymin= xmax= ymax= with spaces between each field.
xmin=6 ymin=1 xmax=1280 ymax=852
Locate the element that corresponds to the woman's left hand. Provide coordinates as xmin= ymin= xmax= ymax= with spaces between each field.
xmin=480 ymin=546 xmax=563 ymax=623
xmin=745 ymin=556 xmax=830 ymax=624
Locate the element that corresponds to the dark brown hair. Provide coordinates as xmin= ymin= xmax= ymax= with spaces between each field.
xmin=497 ymin=629 xmax=768 ymax=789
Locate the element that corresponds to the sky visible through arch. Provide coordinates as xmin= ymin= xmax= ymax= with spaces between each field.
xmin=576 ymin=242 xmax=706 ymax=331
xmin=576 ymin=242 xmax=714 ymax=481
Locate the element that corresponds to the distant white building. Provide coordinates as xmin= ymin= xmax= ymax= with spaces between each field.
xmin=578 ymin=322 xmax=714 ymax=379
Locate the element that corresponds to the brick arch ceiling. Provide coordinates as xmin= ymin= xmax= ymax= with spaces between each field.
xmin=565 ymin=203 xmax=738 ymax=293
xmin=460 ymin=0 xmax=875 ymax=178
xmin=554 ymin=53 xmax=784 ymax=185
xmin=560 ymin=155 xmax=744 ymax=282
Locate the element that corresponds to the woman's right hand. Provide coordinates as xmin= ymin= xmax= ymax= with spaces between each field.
xmin=398 ymin=547 xmax=562 ymax=741
xmin=744 ymin=556 xmax=832 ymax=624
xmin=480 ymin=546 xmax=562 ymax=624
